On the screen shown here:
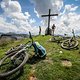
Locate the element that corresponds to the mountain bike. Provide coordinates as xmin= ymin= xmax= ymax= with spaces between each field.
xmin=61 ymin=29 xmax=78 ymax=50
xmin=49 ymin=35 xmax=64 ymax=43
xmin=0 ymin=32 xmax=33 ymax=77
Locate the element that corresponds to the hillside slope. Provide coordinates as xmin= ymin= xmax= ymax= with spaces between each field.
xmin=0 ymin=35 xmax=80 ymax=80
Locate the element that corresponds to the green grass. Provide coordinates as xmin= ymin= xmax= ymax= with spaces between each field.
xmin=0 ymin=36 xmax=80 ymax=80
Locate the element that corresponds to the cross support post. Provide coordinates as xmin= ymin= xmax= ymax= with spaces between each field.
xmin=41 ymin=9 xmax=58 ymax=35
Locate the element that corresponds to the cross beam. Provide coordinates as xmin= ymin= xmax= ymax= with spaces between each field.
xmin=41 ymin=9 xmax=58 ymax=35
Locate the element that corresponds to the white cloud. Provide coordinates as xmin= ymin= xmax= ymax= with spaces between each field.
xmin=10 ymin=12 xmax=27 ymax=20
xmin=0 ymin=0 xmax=39 ymax=34
xmin=60 ymin=4 xmax=78 ymax=16
xmin=1 ymin=0 xmax=26 ymax=20
xmin=30 ymin=18 xmax=36 ymax=24
xmin=54 ymin=12 xmax=80 ymax=35
xmin=31 ymin=0 xmax=80 ymax=35
xmin=34 ymin=8 xmax=39 ymax=18
xmin=31 ymin=0 xmax=63 ymax=15
xmin=0 ymin=16 xmax=18 ymax=33
xmin=52 ymin=0 xmax=63 ymax=11
xmin=65 ymin=4 xmax=78 ymax=12
xmin=0 ymin=0 xmax=80 ymax=35
xmin=1 ymin=0 xmax=21 ymax=13
xmin=31 ymin=0 xmax=64 ymax=34
xmin=24 ymin=12 xmax=31 ymax=19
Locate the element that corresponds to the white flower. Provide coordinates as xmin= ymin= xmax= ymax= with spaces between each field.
xmin=59 ymin=51 xmax=63 ymax=53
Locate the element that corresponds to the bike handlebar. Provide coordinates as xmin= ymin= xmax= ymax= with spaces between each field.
xmin=19 ymin=32 xmax=34 ymax=49
xmin=29 ymin=31 xmax=33 ymax=43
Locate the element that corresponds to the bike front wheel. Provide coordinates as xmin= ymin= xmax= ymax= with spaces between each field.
xmin=0 ymin=51 xmax=28 ymax=77
xmin=61 ymin=39 xmax=78 ymax=50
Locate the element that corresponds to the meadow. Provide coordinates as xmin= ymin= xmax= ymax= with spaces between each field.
xmin=0 ymin=35 xmax=80 ymax=80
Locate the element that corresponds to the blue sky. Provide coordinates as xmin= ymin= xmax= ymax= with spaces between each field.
xmin=18 ymin=0 xmax=80 ymax=20
xmin=19 ymin=0 xmax=80 ymax=29
xmin=18 ymin=0 xmax=42 ymax=27
xmin=0 ymin=0 xmax=79 ymax=26
xmin=0 ymin=0 xmax=3 ymax=14
xmin=64 ymin=0 xmax=80 ymax=13
xmin=0 ymin=0 xmax=80 ymax=35
xmin=19 ymin=0 xmax=80 ymax=23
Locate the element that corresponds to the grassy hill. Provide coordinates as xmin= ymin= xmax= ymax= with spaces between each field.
xmin=0 ymin=35 xmax=80 ymax=80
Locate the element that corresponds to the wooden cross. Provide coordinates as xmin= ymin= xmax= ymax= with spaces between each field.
xmin=41 ymin=9 xmax=58 ymax=35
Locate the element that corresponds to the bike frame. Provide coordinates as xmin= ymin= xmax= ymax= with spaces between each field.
xmin=10 ymin=31 xmax=34 ymax=61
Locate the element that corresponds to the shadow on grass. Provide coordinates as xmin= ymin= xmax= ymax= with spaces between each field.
xmin=9 ymin=68 xmax=24 ymax=80
xmin=27 ymin=55 xmax=46 ymax=64
xmin=0 ymin=67 xmax=24 ymax=80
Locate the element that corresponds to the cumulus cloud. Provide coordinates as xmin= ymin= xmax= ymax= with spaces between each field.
xmin=1 ymin=0 xmax=26 ymax=20
xmin=31 ymin=0 xmax=63 ymax=15
xmin=31 ymin=0 xmax=80 ymax=35
xmin=0 ymin=0 xmax=38 ymax=34
xmin=31 ymin=0 xmax=64 ymax=34
xmin=0 ymin=16 xmax=18 ymax=33
xmin=1 ymin=0 xmax=21 ymax=13
xmin=0 ymin=0 xmax=80 ymax=35
xmin=54 ymin=4 xmax=80 ymax=35
xmin=24 ymin=12 xmax=31 ymax=19
xmin=54 ymin=14 xmax=80 ymax=35
xmin=61 ymin=4 xmax=78 ymax=14
xmin=30 ymin=18 xmax=36 ymax=24
xmin=34 ymin=8 xmax=39 ymax=18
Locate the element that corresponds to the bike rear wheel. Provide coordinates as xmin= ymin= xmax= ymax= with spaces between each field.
xmin=0 ymin=51 xmax=28 ymax=77
xmin=61 ymin=39 xmax=78 ymax=50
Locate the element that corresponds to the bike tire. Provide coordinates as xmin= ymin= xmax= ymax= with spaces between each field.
xmin=0 ymin=52 xmax=28 ymax=77
xmin=6 ymin=44 xmax=24 ymax=55
xmin=61 ymin=39 xmax=78 ymax=50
